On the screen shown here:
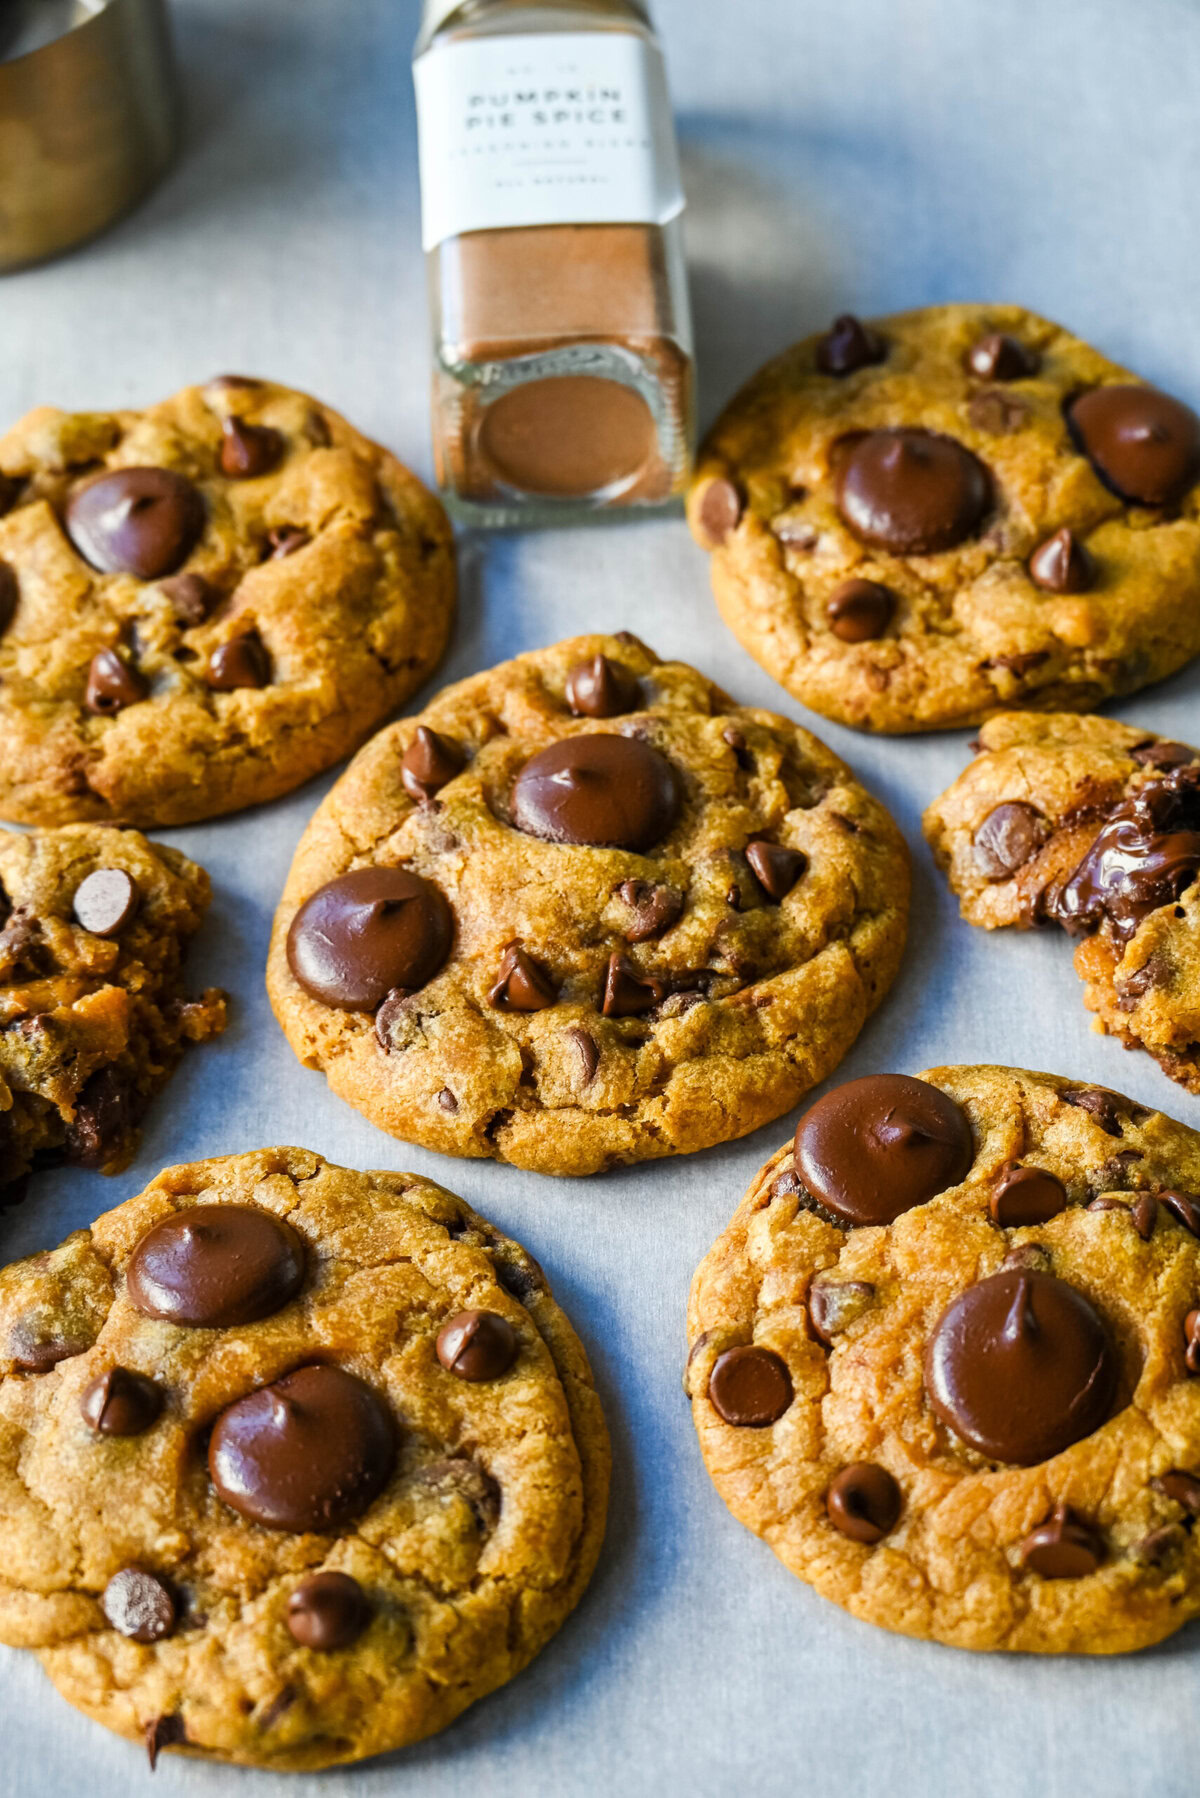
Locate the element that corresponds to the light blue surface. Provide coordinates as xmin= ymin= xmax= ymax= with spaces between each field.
xmin=2 ymin=1 xmax=1199 ymax=1793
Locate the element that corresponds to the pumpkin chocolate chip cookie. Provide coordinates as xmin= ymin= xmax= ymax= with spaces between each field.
xmin=686 ymin=1065 xmax=1200 ymax=1653
xmin=0 ymin=1148 xmax=609 ymax=1769
xmin=687 ymin=302 xmax=1200 ymax=732
xmin=266 ymin=634 xmax=910 ymax=1176
xmin=924 ymin=712 xmax=1200 ymax=1093
xmin=0 ymin=377 xmax=454 ymax=825
xmin=0 ymin=824 xmax=226 ymax=1192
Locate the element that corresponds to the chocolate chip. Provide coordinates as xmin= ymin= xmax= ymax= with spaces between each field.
xmin=209 ymin=1364 xmax=395 ymax=1532
xmin=1154 ymin=1469 xmax=1200 ymax=1515
xmin=494 ymin=1255 xmax=543 ymax=1303
xmin=565 ymin=1025 xmax=599 ymax=1084
xmin=1000 ymin=1243 xmax=1053 ymax=1274
xmin=287 ymin=868 xmax=453 ymax=1010
xmin=707 ymin=1345 xmax=792 ymax=1426
xmin=721 ymin=726 xmax=753 ymax=770
xmin=413 ymin=1456 xmax=501 ymax=1532
xmin=436 ymin=1310 xmax=518 ymax=1382
xmin=10 ymin=1333 xmax=86 ymax=1372
xmin=826 ymin=1463 xmax=901 ymax=1543
xmin=0 ymin=561 xmax=17 ymax=637
xmin=1068 ymin=384 xmax=1200 ymax=506
xmin=1131 ymin=740 xmax=1197 ymax=770
xmin=1116 ymin=952 xmax=1170 ymax=1009
xmin=565 ymin=654 xmax=640 ymax=718
xmin=0 ymin=476 xmax=17 ymax=516
xmin=601 ymin=952 xmax=665 ymax=1018
xmin=220 ymin=416 xmax=285 ymax=479
xmin=127 ymin=1204 xmax=306 ymax=1328
xmin=286 ymin=1572 xmax=371 ymax=1650
xmin=401 ymin=726 xmax=464 ymax=803
xmin=826 ymin=577 xmax=896 ymax=642
xmin=972 ymin=801 xmax=1046 ymax=879
xmin=1020 ymin=1504 xmax=1104 ymax=1578
xmin=72 ymin=868 xmax=139 ymax=937
xmin=989 ymin=1163 xmax=1068 ymax=1228
xmin=85 ymin=648 xmax=147 ymax=715
xmin=159 ymin=571 xmax=218 ymax=624
xmin=968 ymin=390 xmax=1030 ymax=435
xmin=266 ymin=526 xmax=309 ymax=558
xmin=1087 ymin=1196 xmax=1128 ymax=1214
xmin=924 ymin=1270 xmax=1117 ymax=1464
xmin=617 ymin=879 xmax=684 ymax=941
xmin=983 ymin=650 xmax=1050 ymax=680
xmin=1028 ymin=527 xmax=1095 ymax=593
xmin=66 ymin=468 xmax=205 ymax=579
xmin=80 ymin=1366 xmax=163 ymax=1435
xmin=835 ymin=428 xmax=991 ymax=554
xmin=487 ymin=942 xmax=557 ymax=1011
xmin=65 ymin=1066 xmax=134 ymax=1166
xmin=1132 ymin=1192 xmax=1159 ymax=1241
xmin=966 ymin=333 xmax=1040 ymax=382
xmin=1135 ymin=1523 xmax=1186 ymax=1565
xmin=510 ymin=735 xmax=679 ymax=851
xmin=102 ymin=1567 xmax=176 ymax=1641
xmin=373 ymin=987 xmax=412 ymax=1049
xmin=807 ymin=1280 xmax=874 ymax=1347
xmin=145 ymin=1712 xmax=186 ymax=1770
xmin=745 ymin=839 xmax=806 ymax=901
xmin=437 ymin=1087 xmax=458 ymax=1112
xmin=1186 ymin=1308 xmax=1200 ymax=1376
xmin=696 ymin=476 xmax=743 ymax=545
xmin=1048 ymin=765 xmax=1200 ymax=943
xmin=816 ymin=314 xmax=886 ymax=377
xmin=206 ymin=632 xmax=270 ymax=690
xmin=1062 ymin=1088 xmax=1127 ymax=1136
xmin=1159 ymin=1190 xmax=1200 ymax=1238
xmin=794 ymin=1074 xmax=974 ymax=1228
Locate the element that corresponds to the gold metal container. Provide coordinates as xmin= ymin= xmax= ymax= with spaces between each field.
xmin=0 ymin=0 xmax=179 ymax=273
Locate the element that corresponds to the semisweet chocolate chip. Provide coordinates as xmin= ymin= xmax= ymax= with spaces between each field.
xmin=924 ymin=1269 xmax=1117 ymax=1464
xmin=965 ymin=333 xmax=1040 ymax=382
xmin=220 ymin=416 xmax=285 ymax=479
xmin=266 ymin=526 xmax=309 ymax=559
xmin=287 ymin=868 xmax=453 ymax=1010
xmin=0 ymin=561 xmax=17 ymax=637
xmin=816 ymin=314 xmax=886 ymax=377
xmin=72 ymin=868 xmax=139 ymax=937
xmin=1067 ymin=384 xmax=1200 ymax=506
xmin=1131 ymin=740 xmax=1197 ymax=771
xmin=565 ymin=1025 xmax=599 ymax=1084
xmin=1185 ymin=1308 xmax=1200 ymax=1376
xmin=1028 ymin=527 xmax=1095 ymax=593
xmin=1132 ymin=1192 xmax=1159 ymax=1241
xmin=436 ymin=1310 xmax=518 ymax=1382
xmin=510 ymin=735 xmax=679 ymax=851
xmin=159 ymin=571 xmax=218 ymax=624
xmin=66 ymin=468 xmax=205 ymax=579
xmin=826 ymin=577 xmax=896 ymax=642
xmin=708 ymin=1345 xmax=792 ymax=1426
xmin=745 ymin=839 xmax=806 ymax=901
xmin=1154 ymin=1468 xmax=1200 ymax=1515
xmin=971 ymin=801 xmax=1045 ymax=879
xmin=145 ymin=1712 xmax=186 ymax=1771
xmin=286 ymin=1572 xmax=371 ymax=1650
xmin=401 ymin=726 xmax=464 ymax=804
xmin=835 ymin=428 xmax=991 ymax=554
xmin=808 ymin=1280 xmax=875 ymax=1347
xmin=1062 ymin=1088 xmax=1128 ymax=1137
xmin=826 ymin=1463 xmax=902 ymax=1544
xmin=65 ymin=1065 xmax=134 ymax=1166
xmin=80 ymin=1366 xmax=163 ymax=1435
xmin=208 ymin=1364 xmax=395 ymax=1532
xmin=989 ymin=1163 xmax=1068 ymax=1228
xmin=794 ymin=1074 xmax=974 ymax=1228
xmin=487 ymin=942 xmax=557 ymax=1011
xmin=617 ymin=879 xmax=684 ymax=942
xmin=601 ymin=952 xmax=665 ymax=1018
xmin=695 ymin=475 xmax=743 ymax=545
xmin=127 ymin=1204 xmax=306 ymax=1328
xmin=85 ymin=648 xmax=147 ymax=715
xmin=102 ymin=1567 xmax=176 ymax=1642
xmin=374 ymin=987 xmax=412 ymax=1050
xmin=565 ymin=653 xmax=640 ymax=718
xmin=10 ymin=1332 xmax=87 ymax=1372
xmin=1159 ymin=1190 xmax=1200 ymax=1238
xmin=206 ymin=632 xmax=270 ymax=690
xmin=1020 ymin=1503 xmax=1104 ymax=1578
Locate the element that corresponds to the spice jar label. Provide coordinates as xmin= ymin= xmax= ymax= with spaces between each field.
xmin=414 ymin=31 xmax=685 ymax=251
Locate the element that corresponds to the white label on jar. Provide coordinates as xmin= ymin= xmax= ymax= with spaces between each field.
xmin=413 ymin=31 xmax=685 ymax=250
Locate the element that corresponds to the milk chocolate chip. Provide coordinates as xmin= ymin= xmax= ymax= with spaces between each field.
xmin=794 ymin=1074 xmax=974 ymax=1227
xmin=836 ymin=429 xmax=991 ymax=553
xmin=401 ymin=726 xmax=464 ymax=804
xmin=1068 ymin=384 xmax=1200 ymax=505
xmin=220 ymin=416 xmax=284 ymax=479
xmin=102 ymin=1568 xmax=176 ymax=1641
xmin=566 ymin=654 xmax=640 ymax=719
xmin=435 ymin=1310 xmax=518 ymax=1382
xmin=487 ymin=942 xmax=557 ymax=1011
xmin=85 ymin=649 xmax=147 ymax=715
xmin=816 ymin=315 xmax=886 ymax=377
xmin=72 ymin=868 xmax=139 ymax=937
xmin=745 ymin=839 xmax=806 ymax=901
xmin=286 ymin=1572 xmax=371 ymax=1650
xmin=80 ymin=1366 xmax=163 ymax=1436
xmin=1028 ymin=527 xmax=1094 ymax=593
xmin=826 ymin=577 xmax=896 ymax=642
xmin=707 ymin=1345 xmax=792 ymax=1426
xmin=966 ymin=333 xmax=1040 ymax=381
xmin=66 ymin=468 xmax=205 ymax=578
xmin=510 ymin=735 xmax=679 ymax=851
xmin=207 ymin=632 xmax=270 ymax=690
xmin=924 ymin=1270 xmax=1117 ymax=1464
xmin=287 ymin=868 xmax=453 ymax=1010
xmin=972 ymin=801 xmax=1045 ymax=879
xmin=826 ymin=1463 xmax=902 ymax=1543
xmin=1020 ymin=1503 xmax=1104 ymax=1578
xmin=989 ymin=1163 xmax=1068 ymax=1228
xmin=208 ymin=1365 xmax=395 ymax=1531
xmin=127 ymin=1204 xmax=305 ymax=1327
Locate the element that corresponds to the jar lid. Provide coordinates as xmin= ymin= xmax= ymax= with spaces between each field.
xmin=419 ymin=1 xmax=651 ymax=43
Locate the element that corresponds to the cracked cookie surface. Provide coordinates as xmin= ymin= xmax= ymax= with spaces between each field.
xmin=0 ymin=825 xmax=226 ymax=1190
xmin=266 ymin=634 xmax=910 ymax=1176
xmin=0 ymin=378 xmax=454 ymax=825
xmin=0 ymin=1147 xmax=609 ymax=1769
xmin=924 ymin=712 xmax=1200 ymax=1091
xmin=686 ymin=1065 xmax=1200 ymax=1653
xmin=687 ymin=303 xmax=1200 ymax=732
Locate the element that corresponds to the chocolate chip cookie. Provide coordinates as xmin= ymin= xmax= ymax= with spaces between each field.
xmin=266 ymin=634 xmax=910 ymax=1176
xmin=0 ymin=825 xmax=226 ymax=1190
xmin=688 ymin=303 xmax=1200 ymax=732
xmin=925 ymin=712 xmax=1200 ymax=1092
xmin=0 ymin=377 xmax=454 ymax=825
xmin=686 ymin=1065 xmax=1200 ymax=1653
xmin=0 ymin=1148 xmax=609 ymax=1769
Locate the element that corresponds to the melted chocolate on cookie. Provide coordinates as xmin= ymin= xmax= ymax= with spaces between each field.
xmin=1049 ymin=765 xmax=1200 ymax=942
